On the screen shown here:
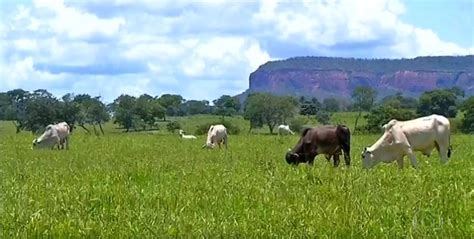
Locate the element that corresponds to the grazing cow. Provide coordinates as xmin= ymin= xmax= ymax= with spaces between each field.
xmin=278 ymin=124 xmax=295 ymax=136
xmin=32 ymin=122 xmax=70 ymax=150
xmin=202 ymin=124 xmax=227 ymax=149
xmin=179 ymin=129 xmax=197 ymax=139
xmin=285 ymin=125 xmax=351 ymax=166
xmin=361 ymin=114 xmax=452 ymax=169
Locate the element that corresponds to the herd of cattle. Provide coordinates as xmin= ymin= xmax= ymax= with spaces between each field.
xmin=31 ymin=114 xmax=452 ymax=169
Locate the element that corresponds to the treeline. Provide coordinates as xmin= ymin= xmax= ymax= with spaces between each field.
xmin=259 ymin=55 xmax=474 ymax=73
xmin=1 ymin=86 xmax=474 ymax=134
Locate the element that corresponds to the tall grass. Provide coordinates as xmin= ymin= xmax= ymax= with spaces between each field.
xmin=1 ymin=121 xmax=472 ymax=237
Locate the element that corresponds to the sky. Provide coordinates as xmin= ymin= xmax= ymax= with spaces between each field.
xmin=1 ymin=0 xmax=473 ymax=103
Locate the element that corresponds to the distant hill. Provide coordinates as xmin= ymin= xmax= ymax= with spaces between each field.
xmin=238 ymin=55 xmax=474 ymax=101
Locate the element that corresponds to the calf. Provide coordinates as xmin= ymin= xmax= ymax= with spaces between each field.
xmin=278 ymin=124 xmax=295 ymax=136
xmin=286 ymin=125 xmax=351 ymax=166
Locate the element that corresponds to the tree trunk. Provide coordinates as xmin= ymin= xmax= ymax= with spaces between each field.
xmin=93 ymin=124 xmax=98 ymax=135
xmin=268 ymin=123 xmax=274 ymax=134
xmin=79 ymin=124 xmax=91 ymax=134
xmin=354 ymin=110 xmax=362 ymax=133
xmin=13 ymin=121 xmax=21 ymax=133
xmin=98 ymin=122 xmax=104 ymax=135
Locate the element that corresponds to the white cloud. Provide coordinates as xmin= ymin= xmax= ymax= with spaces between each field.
xmin=33 ymin=0 xmax=125 ymax=40
xmin=0 ymin=0 xmax=472 ymax=101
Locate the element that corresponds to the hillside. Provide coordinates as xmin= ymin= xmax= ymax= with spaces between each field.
xmin=241 ymin=55 xmax=474 ymax=100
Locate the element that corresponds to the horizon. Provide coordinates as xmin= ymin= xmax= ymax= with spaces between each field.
xmin=1 ymin=0 xmax=473 ymax=102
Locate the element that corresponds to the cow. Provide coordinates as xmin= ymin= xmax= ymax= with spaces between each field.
xmin=202 ymin=124 xmax=228 ymax=149
xmin=361 ymin=114 xmax=452 ymax=169
xmin=278 ymin=124 xmax=295 ymax=136
xmin=285 ymin=125 xmax=351 ymax=167
xmin=179 ymin=129 xmax=197 ymax=139
xmin=32 ymin=122 xmax=71 ymax=150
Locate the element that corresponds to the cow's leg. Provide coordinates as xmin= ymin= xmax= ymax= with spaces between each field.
xmin=65 ymin=137 xmax=69 ymax=150
xmin=406 ymin=149 xmax=418 ymax=169
xmin=307 ymin=153 xmax=317 ymax=166
xmin=435 ymin=141 xmax=449 ymax=163
xmin=396 ymin=156 xmax=404 ymax=169
xmin=341 ymin=143 xmax=351 ymax=166
xmin=333 ymin=154 xmax=340 ymax=167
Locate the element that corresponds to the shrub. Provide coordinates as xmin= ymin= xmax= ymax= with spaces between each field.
xmin=315 ymin=111 xmax=331 ymax=125
xmin=289 ymin=116 xmax=309 ymax=134
xmin=166 ymin=121 xmax=181 ymax=133
xmin=365 ymin=105 xmax=416 ymax=133
xmin=195 ymin=121 xmax=240 ymax=135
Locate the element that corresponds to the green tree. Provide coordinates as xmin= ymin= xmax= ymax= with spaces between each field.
xmin=417 ymin=89 xmax=458 ymax=118
xmin=300 ymin=97 xmax=321 ymax=116
xmin=460 ymin=96 xmax=474 ymax=133
xmin=365 ymin=105 xmax=416 ymax=133
xmin=23 ymin=89 xmax=61 ymax=133
xmin=6 ymin=89 xmax=30 ymax=133
xmin=157 ymin=94 xmax=185 ymax=120
xmin=323 ymin=98 xmax=340 ymax=112
xmin=213 ymin=95 xmax=241 ymax=120
xmin=380 ymin=92 xmax=418 ymax=109
xmin=182 ymin=100 xmax=211 ymax=115
xmin=352 ymin=86 xmax=377 ymax=133
xmin=113 ymin=94 xmax=136 ymax=132
xmin=244 ymin=93 xmax=298 ymax=134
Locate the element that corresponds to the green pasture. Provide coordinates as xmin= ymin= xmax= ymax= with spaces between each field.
xmin=0 ymin=118 xmax=472 ymax=237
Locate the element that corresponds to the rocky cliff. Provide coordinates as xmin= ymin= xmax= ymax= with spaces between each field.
xmin=243 ymin=55 xmax=474 ymax=100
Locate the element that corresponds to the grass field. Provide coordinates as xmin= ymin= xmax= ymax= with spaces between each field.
xmin=0 ymin=118 xmax=472 ymax=237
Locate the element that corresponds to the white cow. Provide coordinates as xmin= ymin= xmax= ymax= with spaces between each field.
xmin=32 ymin=122 xmax=71 ymax=150
xmin=202 ymin=124 xmax=227 ymax=149
xmin=361 ymin=114 xmax=451 ymax=169
xmin=178 ymin=129 xmax=197 ymax=139
xmin=278 ymin=124 xmax=295 ymax=136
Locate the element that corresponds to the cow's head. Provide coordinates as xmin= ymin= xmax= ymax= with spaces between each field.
xmin=361 ymin=147 xmax=375 ymax=168
xmin=32 ymin=125 xmax=53 ymax=149
xmin=201 ymin=142 xmax=215 ymax=149
xmin=285 ymin=148 xmax=300 ymax=165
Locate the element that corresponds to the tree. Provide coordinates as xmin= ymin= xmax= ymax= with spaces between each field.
xmin=365 ymin=105 xmax=416 ymax=133
xmin=181 ymin=100 xmax=211 ymax=115
xmin=417 ymin=89 xmax=458 ymax=118
xmin=323 ymin=98 xmax=340 ymax=112
xmin=380 ymin=92 xmax=418 ymax=109
xmin=213 ymin=95 xmax=241 ymax=120
xmin=352 ymin=86 xmax=377 ymax=133
xmin=6 ymin=89 xmax=30 ymax=133
xmin=315 ymin=111 xmax=331 ymax=125
xmin=23 ymin=89 xmax=61 ymax=133
xmin=113 ymin=94 xmax=136 ymax=132
xmin=157 ymin=94 xmax=185 ymax=120
xmin=460 ymin=96 xmax=474 ymax=133
xmin=300 ymin=97 xmax=321 ymax=116
xmin=244 ymin=93 xmax=298 ymax=134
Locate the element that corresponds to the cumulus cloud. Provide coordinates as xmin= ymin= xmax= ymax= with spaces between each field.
xmin=0 ymin=0 xmax=472 ymax=101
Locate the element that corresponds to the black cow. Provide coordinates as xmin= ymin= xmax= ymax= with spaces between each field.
xmin=285 ymin=125 xmax=351 ymax=166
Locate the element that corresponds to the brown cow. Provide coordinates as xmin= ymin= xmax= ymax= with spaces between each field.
xmin=285 ymin=125 xmax=351 ymax=166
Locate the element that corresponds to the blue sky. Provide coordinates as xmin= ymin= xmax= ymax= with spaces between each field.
xmin=1 ymin=0 xmax=473 ymax=102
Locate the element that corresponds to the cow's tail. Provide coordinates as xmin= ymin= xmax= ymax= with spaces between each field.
xmin=447 ymin=135 xmax=452 ymax=158
xmin=336 ymin=125 xmax=351 ymax=151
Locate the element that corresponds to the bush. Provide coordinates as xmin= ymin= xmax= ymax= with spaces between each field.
xmin=166 ymin=121 xmax=181 ymax=133
xmin=195 ymin=121 xmax=240 ymax=135
xmin=365 ymin=105 xmax=416 ymax=133
xmin=315 ymin=111 xmax=332 ymax=125
xmin=289 ymin=116 xmax=309 ymax=134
